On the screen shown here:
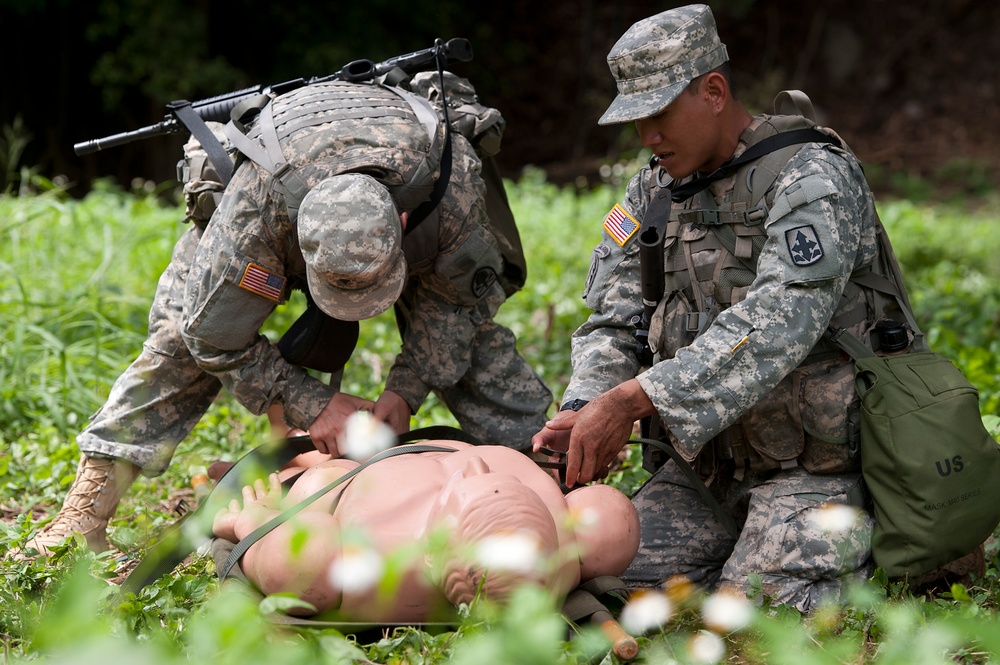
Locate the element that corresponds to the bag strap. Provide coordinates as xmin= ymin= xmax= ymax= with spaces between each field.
xmin=633 ymin=438 xmax=740 ymax=540
xmin=670 ymin=128 xmax=836 ymax=203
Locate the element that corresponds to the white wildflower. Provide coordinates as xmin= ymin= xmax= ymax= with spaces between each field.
xmin=688 ymin=629 xmax=726 ymax=665
xmin=474 ymin=531 xmax=542 ymax=574
xmin=809 ymin=501 xmax=862 ymax=534
xmin=620 ymin=590 xmax=673 ymax=635
xmin=328 ymin=544 xmax=384 ymax=594
xmin=341 ymin=411 xmax=396 ymax=461
xmin=701 ymin=589 xmax=753 ymax=632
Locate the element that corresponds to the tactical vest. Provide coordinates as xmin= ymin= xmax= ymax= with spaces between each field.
xmin=224 ymin=80 xmax=447 ymax=274
xmin=221 ymin=74 xmax=526 ymax=295
xmin=649 ymin=92 xmax=915 ymax=475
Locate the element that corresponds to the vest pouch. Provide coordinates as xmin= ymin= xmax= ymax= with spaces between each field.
xmin=277 ymin=302 xmax=360 ymax=374
xmin=741 ymin=372 xmax=805 ymax=471
xmin=798 ymin=359 xmax=861 ymax=474
xmin=854 ymin=351 xmax=1000 ymax=578
xmin=182 ymin=179 xmax=226 ymax=228
xmin=648 ymin=290 xmax=700 ymax=360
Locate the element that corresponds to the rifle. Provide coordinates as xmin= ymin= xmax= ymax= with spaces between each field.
xmin=631 ymin=188 xmax=671 ymax=368
xmin=72 ymin=37 xmax=474 ymax=184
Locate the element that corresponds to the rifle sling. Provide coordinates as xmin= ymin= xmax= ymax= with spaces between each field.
xmin=169 ymin=101 xmax=234 ymax=185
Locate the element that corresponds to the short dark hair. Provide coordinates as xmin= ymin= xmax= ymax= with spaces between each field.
xmin=686 ymin=62 xmax=736 ymax=98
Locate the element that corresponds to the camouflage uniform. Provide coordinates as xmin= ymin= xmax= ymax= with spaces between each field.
xmin=563 ymin=5 xmax=888 ymax=610
xmin=79 ymin=80 xmax=551 ymax=473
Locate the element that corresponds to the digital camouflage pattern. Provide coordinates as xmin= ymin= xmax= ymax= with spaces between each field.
xmin=566 ymin=104 xmax=883 ymax=608
xmin=297 ymin=173 xmax=407 ymax=322
xmin=624 ymin=461 xmax=873 ymax=609
xmin=77 ymin=80 xmax=551 ymax=472
xmin=599 ymin=4 xmax=729 ymax=126
xmin=569 ymin=115 xmax=878 ymax=464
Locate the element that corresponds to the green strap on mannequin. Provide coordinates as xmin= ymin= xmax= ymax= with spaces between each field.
xmin=217 ymin=443 xmax=458 ymax=580
xmin=115 ymin=425 xmax=478 ymax=602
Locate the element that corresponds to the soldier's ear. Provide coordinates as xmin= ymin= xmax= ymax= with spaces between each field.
xmin=702 ymin=72 xmax=728 ymax=113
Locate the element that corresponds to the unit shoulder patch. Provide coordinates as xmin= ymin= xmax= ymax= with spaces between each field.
xmin=784 ymin=225 xmax=824 ymax=266
xmin=603 ymin=204 xmax=640 ymax=246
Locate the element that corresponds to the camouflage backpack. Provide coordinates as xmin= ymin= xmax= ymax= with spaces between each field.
xmin=407 ymin=71 xmax=526 ymax=296
xmin=176 ymin=121 xmax=235 ymax=226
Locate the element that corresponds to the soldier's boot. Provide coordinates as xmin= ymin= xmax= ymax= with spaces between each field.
xmin=17 ymin=455 xmax=141 ymax=558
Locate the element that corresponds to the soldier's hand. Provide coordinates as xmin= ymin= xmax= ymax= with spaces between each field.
xmin=531 ymin=409 xmax=578 ymax=454
xmin=563 ymin=380 xmax=655 ymax=488
xmin=309 ymin=392 xmax=376 ymax=456
xmin=373 ymin=390 xmax=411 ymax=435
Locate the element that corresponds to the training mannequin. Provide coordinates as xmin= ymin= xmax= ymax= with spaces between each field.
xmin=212 ymin=441 xmax=640 ymax=623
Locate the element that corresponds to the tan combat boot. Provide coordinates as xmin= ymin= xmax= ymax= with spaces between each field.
xmin=18 ymin=455 xmax=140 ymax=558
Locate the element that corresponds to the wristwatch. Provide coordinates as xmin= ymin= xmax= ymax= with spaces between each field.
xmin=559 ymin=398 xmax=589 ymax=412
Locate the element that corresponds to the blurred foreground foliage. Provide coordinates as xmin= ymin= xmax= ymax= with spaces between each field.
xmin=1 ymin=170 xmax=999 ymax=663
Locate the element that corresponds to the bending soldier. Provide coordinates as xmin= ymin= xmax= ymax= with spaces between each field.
xmin=20 ymin=74 xmax=551 ymax=557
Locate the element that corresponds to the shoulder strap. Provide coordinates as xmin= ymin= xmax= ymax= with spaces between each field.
xmin=385 ymin=70 xmax=453 ymax=235
xmin=670 ymin=128 xmax=836 ymax=203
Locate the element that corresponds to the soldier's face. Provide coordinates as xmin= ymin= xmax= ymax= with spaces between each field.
xmin=635 ymin=77 xmax=725 ymax=180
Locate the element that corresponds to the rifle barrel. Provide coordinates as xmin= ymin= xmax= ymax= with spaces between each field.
xmin=73 ymin=119 xmax=178 ymax=155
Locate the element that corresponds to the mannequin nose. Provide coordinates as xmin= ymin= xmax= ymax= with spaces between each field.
xmin=463 ymin=456 xmax=490 ymax=477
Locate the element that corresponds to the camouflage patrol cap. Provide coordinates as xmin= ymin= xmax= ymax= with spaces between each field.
xmin=598 ymin=4 xmax=729 ymax=125
xmin=298 ymin=174 xmax=406 ymax=322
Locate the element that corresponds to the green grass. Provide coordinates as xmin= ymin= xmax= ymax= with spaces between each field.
xmin=1 ymin=173 xmax=999 ymax=664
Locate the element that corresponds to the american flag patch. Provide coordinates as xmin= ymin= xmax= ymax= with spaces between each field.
xmin=603 ymin=204 xmax=640 ymax=246
xmin=239 ymin=263 xmax=285 ymax=302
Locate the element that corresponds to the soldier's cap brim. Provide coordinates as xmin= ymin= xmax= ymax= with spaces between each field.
xmin=598 ymin=79 xmax=690 ymax=126
xmin=306 ymin=253 xmax=407 ymax=323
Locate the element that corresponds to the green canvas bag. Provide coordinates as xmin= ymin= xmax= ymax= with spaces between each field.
xmin=829 ymin=329 xmax=1000 ymax=578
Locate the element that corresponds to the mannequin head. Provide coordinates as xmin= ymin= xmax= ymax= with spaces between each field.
xmin=566 ymin=483 xmax=641 ymax=580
